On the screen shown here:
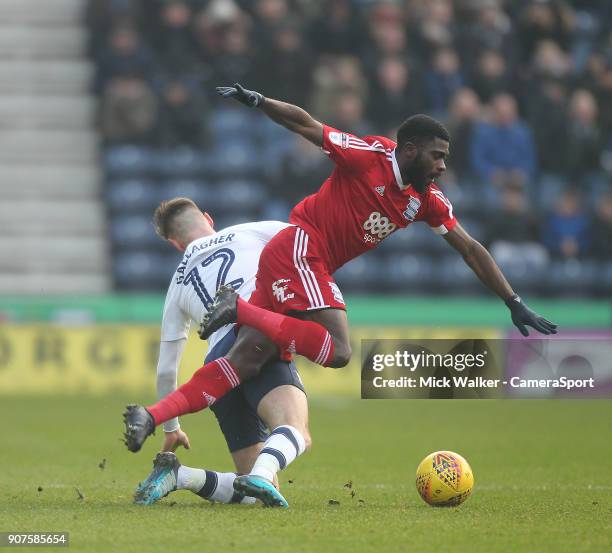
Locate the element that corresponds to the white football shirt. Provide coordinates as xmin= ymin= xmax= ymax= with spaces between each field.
xmin=160 ymin=220 xmax=291 ymax=351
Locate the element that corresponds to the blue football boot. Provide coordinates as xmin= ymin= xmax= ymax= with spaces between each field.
xmin=134 ymin=452 xmax=179 ymax=505
xmin=233 ymin=475 xmax=289 ymax=508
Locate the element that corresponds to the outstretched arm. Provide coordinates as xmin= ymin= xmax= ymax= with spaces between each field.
xmin=216 ymin=83 xmax=324 ymax=146
xmin=443 ymin=223 xmax=558 ymax=336
xmin=444 ymin=223 xmax=513 ymax=300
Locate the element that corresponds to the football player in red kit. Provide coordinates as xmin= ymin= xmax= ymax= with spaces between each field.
xmin=124 ymin=84 xmax=557 ymax=472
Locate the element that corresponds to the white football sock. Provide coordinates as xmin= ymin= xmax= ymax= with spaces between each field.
xmin=177 ymin=466 xmax=255 ymax=504
xmin=250 ymin=425 xmax=306 ymax=482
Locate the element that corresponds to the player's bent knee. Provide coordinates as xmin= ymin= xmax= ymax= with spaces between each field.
xmin=328 ymin=342 xmax=352 ymax=368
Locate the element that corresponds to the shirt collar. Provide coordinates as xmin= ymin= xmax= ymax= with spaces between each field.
xmin=392 ymin=149 xmax=407 ymax=190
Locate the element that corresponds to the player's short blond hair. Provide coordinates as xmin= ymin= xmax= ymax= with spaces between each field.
xmin=153 ymin=197 xmax=201 ymax=240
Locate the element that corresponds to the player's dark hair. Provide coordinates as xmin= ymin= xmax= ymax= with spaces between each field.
xmin=153 ymin=197 xmax=200 ymax=239
xmin=396 ymin=114 xmax=450 ymax=148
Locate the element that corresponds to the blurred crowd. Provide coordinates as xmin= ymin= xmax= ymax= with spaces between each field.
xmin=87 ymin=0 xmax=612 ymax=294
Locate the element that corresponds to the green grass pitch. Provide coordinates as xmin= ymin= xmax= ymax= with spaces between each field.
xmin=1 ymin=396 xmax=611 ymax=552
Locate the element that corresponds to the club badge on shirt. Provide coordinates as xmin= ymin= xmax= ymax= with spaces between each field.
xmin=329 ymin=131 xmax=349 ymax=149
xmin=403 ymin=196 xmax=421 ymax=221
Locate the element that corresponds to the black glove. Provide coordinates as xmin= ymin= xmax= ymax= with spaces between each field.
xmin=215 ymin=83 xmax=264 ymax=108
xmin=505 ymin=295 xmax=558 ymax=337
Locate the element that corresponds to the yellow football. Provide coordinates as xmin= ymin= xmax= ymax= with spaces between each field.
xmin=415 ymin=451 xmax=474 ymax=506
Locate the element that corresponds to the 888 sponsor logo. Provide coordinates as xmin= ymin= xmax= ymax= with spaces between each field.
xmin=363 ymin=211 xmax=397 ymax=243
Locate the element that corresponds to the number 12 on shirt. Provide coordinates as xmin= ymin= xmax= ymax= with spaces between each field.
xmin=183 ymin=247 xmax=244 ymax=310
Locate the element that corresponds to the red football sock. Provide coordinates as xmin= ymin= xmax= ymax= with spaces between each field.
xmin=236 ymin=298 xmax=335 ymax=366
xmin=147 ymin=358 xmax=241 ymax=426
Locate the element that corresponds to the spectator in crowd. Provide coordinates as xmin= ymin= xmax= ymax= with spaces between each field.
xmin=527 ymin=78 xmax=569 ymax=179
xmin=95 ymin=25 xmax=156 ymax=92
xmin=158 ymin=79 xmax=207 ymax=148
xmin=458 ymin=0 xmax=517 ymax=69
xmin=565 ymin=89 xmax=604 ymax=185
xmin=543 ymin=188 xmax=591 ymax=259
xmin=308 ymin=0 xmax=365 ymax=56
xmin=331 ymin=90 xmax=373 ymax=137
xmin=151 ymin=1 xmax=200 ymax=74
xmin=310 ymin=56 xmax=367 ymax=123
xmin=446 ymin=88 xmax=481 ymax=180
xmin=425 ymin=47 xmax=465 ymax=115
xmin=470 ymin=93 xmax=537 ymax=187
xmin=362 ymin=5 xmax=410 ymax=79
xmin=517 ymin=0 xmax=574 ymax=63
xmin=367 ymin=57 xmax=425 ymax=135
xmin=254 ymin=23 xmax=313 ymax=107
xmin=85 ymin=0 xmax=145 ymax=57
xmin=192 ymin=1 xmax=246 ymax=74
xmin=530 ymin=39 xmax=573 ymax=81
xmin=471 ymin=49 xmax=512 ymax=103
xmin=101 ymin=76 xmax=158 ymax=145
xmin=590 ymin=190 xmax=612 ymax=260
xmin=580 ymin=42 xmax=612 ymax=134
xmin=485 ymin=179 xmax=548 ymax=267
xmin=210 ymin=17 xmax=257 ymax=88
xmin=250 ymin=0 xmax=292 ymax=51
xmin=411 ymin=0 xmax=456 ymax=55
xmin=272 ymin=136 xmax=333 ymax=209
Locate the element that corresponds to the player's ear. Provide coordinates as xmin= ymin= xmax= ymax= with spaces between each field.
xmin=203 ymin=211 xmax=214 ymax=229
xmin=401 ymin=141 xmax=418 ymax=161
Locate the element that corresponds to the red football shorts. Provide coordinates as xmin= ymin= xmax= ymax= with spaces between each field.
xmin=248 ymin=226 xmax=347 ymax=315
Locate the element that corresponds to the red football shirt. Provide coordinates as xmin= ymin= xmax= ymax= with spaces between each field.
xmin=289 ymin=125 xmax=458 ymax=273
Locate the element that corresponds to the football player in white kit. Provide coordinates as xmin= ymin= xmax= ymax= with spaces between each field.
xmin=132 ymin=197 xmax=310 ymax=507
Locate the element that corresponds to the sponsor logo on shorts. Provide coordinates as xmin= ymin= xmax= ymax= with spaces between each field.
xmin=328 ymin=282 xmax=345 ymax=305
xmin=203 ymin=391 xmax=216 ymax=405
xmin=272 ymin=278 xmax=296 ymax=304
xmin=375 ymin=185 xmax=386 ymax=196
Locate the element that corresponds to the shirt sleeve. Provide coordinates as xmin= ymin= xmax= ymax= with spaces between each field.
xmin=424 ymin=188 xmax=458 ymax=235
xmin=156 ymin=339 xmax=187 ymax=433
xmin=321 ymin=124 xmax=386 ymax=172
xmin=160 ymin=281 xmax=191 ymax=342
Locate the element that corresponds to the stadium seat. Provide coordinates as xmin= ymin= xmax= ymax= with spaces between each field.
xmin=495 ymin=255 xmax=547 ymax=293
xmin=156 ymin=147 xmax=205 ymax=178
xmin=378 ymin=227 xmax=422 ymax=253
xmin=204 ymin=141 xmax=263 ymax=178
xmin=415 ymin=224 xmax=450 ymax=254
xmin=113 ymin=251 xmax=178 ymax=290
xmin=157 ymin=179 xmax=211 ymax=207
xmin=110 ymin=215 xmax=159 ymax=249
xmin=546 ymin=259 xmax=598 ymax=296
xmin=434 ymin=255 xmax=484 ymax=294
xmin=104 ymin=146 xmax=156 ymax=178
xmin=597 ymin=261 xmax=612 ymax=296
xmin=261 ymin=199 xmax=292 ymax=222
xmin=334 ymin=255 xmax=382 ymax=291
xmin=106 ymin=179 xmax=160 ymax=213
xmin=210 ymin=179 xmax=267 ymax=212
xmin=209 ymin=108 xmax=259 ymax=139
xmin=379 ymin=224 xmax=448 ymax=255
xmin=255 ymin=115 xmax=289 ymax=143
xmin=382 ymin=253 xmax=435 ymax=292
xmin=459 ymin=217 xmax=485 ymax=242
